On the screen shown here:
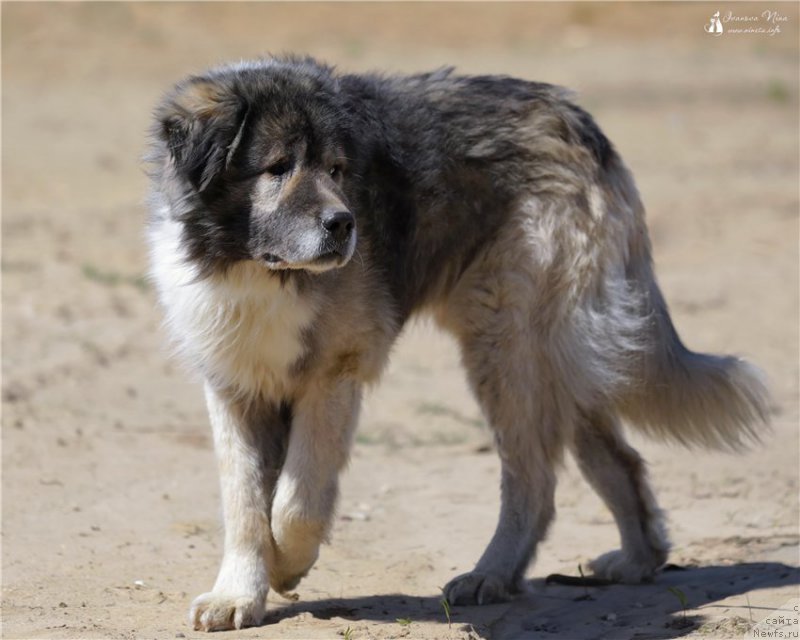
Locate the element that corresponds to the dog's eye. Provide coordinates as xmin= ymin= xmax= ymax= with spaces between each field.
xmin=266 ymin=159 xmax=292 ymax=177
xmin=329 ymin=164 xmax=344 ymax=179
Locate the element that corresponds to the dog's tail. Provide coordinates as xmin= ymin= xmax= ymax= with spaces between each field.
xmin=615 ymin=276 xmax=769 ymax=450
xmin=608 ymin=174 xmax=769 ymax=451
xmin=610 ymin=245 xmax=770 ymax=452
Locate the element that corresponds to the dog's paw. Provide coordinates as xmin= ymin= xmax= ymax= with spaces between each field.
xmin=270 ymin=569 xmax=307 ymax=596
xmin=269 ymin=546 xmax=316 ymax=595
xmin=588 ymin=550 xmax=663 ymax=584
xmin=444 ymin=571 xmax=512 ymax=606
xmin=188 ymin=591 xmax=266 ymax=632
xmin=269 ymin=537 xmax=319 ymax=595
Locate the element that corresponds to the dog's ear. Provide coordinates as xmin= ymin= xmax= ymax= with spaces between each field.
xmin=157 ymin=78 xmax=249 ymax=192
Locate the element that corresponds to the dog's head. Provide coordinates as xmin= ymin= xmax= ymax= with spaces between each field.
xmin=153 ymin=58 xmax=356 ymax=275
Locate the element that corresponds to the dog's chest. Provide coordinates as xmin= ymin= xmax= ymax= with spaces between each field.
xmin=152 ymin=229 xmax=316 ymax=399
xmin=181 ymin=279 xmax=314 ymax=398
xmin=200 ymin=283 xmax=315 ymax=398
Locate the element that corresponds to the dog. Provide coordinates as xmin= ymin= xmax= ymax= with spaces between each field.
xmin=147 ymin=56 xmax=768 ymax=631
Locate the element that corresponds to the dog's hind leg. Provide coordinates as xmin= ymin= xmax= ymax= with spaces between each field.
xmin=572 ymin=409 xmax=669 ymax=582
xmin=269 ymin=378 xmax=362 ymax=594
xmin=436 ymin=262 xmax=571 ymax=605
xmin=440 ymin=325 xmax=566 ymax=605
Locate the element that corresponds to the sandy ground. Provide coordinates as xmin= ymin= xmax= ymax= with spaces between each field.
xmin=2 ymin=3 xmax=799 ymax=639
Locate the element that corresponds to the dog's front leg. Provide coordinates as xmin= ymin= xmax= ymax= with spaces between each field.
xmin=269 ymin=378 xmax=361 ymax=594
xmin=189 ymin=383 xmax=282 ymax=632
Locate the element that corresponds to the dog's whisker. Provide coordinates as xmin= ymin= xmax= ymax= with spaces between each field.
xmin=353 ymin=247 xmax=365 ymax=268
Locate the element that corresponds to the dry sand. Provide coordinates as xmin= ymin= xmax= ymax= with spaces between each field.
xmin=2 ymin=3 xmax=798 ymax=639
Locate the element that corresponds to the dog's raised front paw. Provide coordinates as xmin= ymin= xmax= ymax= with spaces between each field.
xmin=189 ymin=591 xmax=266 ymax=632
xmin=588 ymin=549 xmax=663 ymax=584
xmin=270 ymin=568 xmax=308 ymax=596
xmin=268 ymin=547 xmax=316 ymax=595
xmin=444 ymin=571 xmax=512 ymax=606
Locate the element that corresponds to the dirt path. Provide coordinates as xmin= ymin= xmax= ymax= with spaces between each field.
xmin=3 ymin=4 xmax=798 ymax=639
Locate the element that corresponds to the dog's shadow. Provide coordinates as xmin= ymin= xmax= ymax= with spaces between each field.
xmin=266 ymin=562 xmax=799 ymax=639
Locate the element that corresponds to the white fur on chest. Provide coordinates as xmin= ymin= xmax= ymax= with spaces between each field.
xmin=149 ymin=218 xmax=317 ymax=400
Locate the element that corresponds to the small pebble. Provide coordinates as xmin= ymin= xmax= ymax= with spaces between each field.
xmin=341 ymin=511 xmax=370 ymax=521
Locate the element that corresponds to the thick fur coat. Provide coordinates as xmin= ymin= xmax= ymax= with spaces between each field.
xmin=147 ymin=56 xmax=768 ymax=631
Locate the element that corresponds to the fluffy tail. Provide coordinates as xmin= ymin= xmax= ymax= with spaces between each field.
xmin=616 ymin=267 xmax=770 ymax=451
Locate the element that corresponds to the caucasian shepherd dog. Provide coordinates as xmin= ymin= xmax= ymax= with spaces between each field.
xmin=147 ymin=56 xmax=768 ymax=631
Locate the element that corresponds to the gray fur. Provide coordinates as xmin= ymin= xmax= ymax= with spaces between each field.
xmin=147 ymin=56 xmax=770 ymax=631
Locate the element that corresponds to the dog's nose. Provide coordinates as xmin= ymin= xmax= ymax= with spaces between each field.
xmin=321 ymin=209 xmax=355 ymax=243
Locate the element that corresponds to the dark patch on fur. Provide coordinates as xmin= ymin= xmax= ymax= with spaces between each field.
xmin=262 ymin=400 xmax=293 ymax=496
xmin=566 ymin=104 xmax=615 ymax=170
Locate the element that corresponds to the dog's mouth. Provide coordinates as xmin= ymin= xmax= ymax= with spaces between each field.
xmin=317 ymin=250 xmax=345 ymax=263
xmin=260 ymin=249 xmax=351 ymax=272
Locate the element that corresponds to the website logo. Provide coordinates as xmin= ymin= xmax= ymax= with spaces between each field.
xmin=704 ymin=11 xmax=724 ymax=36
